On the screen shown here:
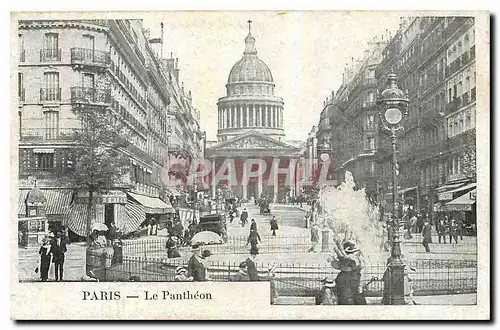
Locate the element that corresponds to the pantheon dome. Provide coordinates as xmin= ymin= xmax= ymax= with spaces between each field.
xmin=217 ymin=23 xmax=285 ymax=142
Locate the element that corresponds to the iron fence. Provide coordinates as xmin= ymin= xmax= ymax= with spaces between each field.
xmin=87 ymin=247 xmax=477 ymax=297
xmin=121 ymin=234 xmax=477 ymax=259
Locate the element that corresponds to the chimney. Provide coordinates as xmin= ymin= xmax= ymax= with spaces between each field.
xmin=331 ymin=90 xmax=335 ymax=100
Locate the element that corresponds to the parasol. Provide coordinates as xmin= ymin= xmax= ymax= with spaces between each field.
xmin=190 ymin=231 xmax=224 ymax=245
xmin=91 ymin=223 xmax=108 ymax=232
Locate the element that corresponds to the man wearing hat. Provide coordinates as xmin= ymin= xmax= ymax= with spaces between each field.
xmin=315 ymin=276 xmax=337 ymax=305
xmin=187 ymin=244 xmax=207 ymax=281
xmin=166 ymin=236 xmax=181 ymax=258
xmin=174 ymin=266 xmax=193 ymax=282
xmin=231 ymin=262 xmax=250 ymax=282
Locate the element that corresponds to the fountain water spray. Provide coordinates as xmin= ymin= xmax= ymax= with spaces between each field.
xmin=315 ymin=171 xmax=387 ymax=263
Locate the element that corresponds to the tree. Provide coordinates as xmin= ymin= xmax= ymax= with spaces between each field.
xmin=69 ymin=108 xmax=131 ymax=242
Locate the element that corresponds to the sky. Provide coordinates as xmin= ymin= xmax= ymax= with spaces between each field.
xmin=142 ymin=11 xmax=402 ymax=141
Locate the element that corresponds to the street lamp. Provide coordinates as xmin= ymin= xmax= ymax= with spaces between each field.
xmin=316 ymin=139 xmax=333 ymax=252
xmin=377 ymin=70 xmax=409 ymax=305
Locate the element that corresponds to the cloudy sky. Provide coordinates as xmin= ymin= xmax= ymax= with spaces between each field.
xmin=143 ymin=11 xmax=401 ymax=141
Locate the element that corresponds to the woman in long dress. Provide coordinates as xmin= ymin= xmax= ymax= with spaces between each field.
xmin=38 ymin=237 xmax=52 ymax=281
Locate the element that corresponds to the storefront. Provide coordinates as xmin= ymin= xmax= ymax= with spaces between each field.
xmin=434 ymin=182 xmax=477 ymax=234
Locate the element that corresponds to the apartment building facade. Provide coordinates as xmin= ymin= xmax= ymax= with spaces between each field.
xmin=375 ymin=17 xmax=476 ymax=222
xmin=17 ymin=19 xmax=205 ymax=237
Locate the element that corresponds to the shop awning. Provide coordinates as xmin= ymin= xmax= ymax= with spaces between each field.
xmin=18 ymin=189 xmax=73 ymax=216
xmin=398 ymin=186 xmax=418 ymax=195
xmin=66 ymin=204 xmax=90 ymax=236
xmin=446 ymin=182 xmax=476 ymax=194
xmin=66 ymin=203 xmax=105 ymax=236
xmin=123 ymin=201 xmax=146 ymax=234
xmin=127 ymin=192 xmax=175 ymax=214
xmin=446 ymin=189 xmax=476 ymax=211
xmin=435 ymin=182 xmax=468 ymax=192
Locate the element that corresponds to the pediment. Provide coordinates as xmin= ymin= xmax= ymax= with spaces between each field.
xmin=209 ymin=131 xmax=300 ymax=151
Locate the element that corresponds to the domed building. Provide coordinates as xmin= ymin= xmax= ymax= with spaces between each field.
xmin=206 ymin=22 xmax=304 ymax=201
xmin=217 ymin=26 xmax=285 ymax=142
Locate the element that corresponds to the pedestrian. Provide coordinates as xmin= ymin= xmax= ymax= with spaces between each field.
xmin=150 ymin=217 xmax=158 ymax=236
xmin=416 ymin=212 xmax=424 ymax=233
xmin=61 ymin=225 xmax=70 ymax=245
xmin=308 ymin=222 xmax=320 ymax=252
xmin=166 ymin=236 xmax=181 ymax=258
xmin=270 ymin=216 xmax=279 ymax=236
xmin=174 ymin=266 xmax=194 ymax=282
xmin=38 ymin=236 xmax=52 ymax=281
xmin=187 ymin=244 xmax=207 ymax=281
xmin=245 ymin=252 xmax=260 ymax=281
xmin=409 ymin=213 xmax=417 ymax=237
xmin=250 ymin=219 xmax=257 ymax=232
xmin=437 ymin=217 xmax=448 ymax=244
xmin=50 ymin=231 xmax=67 ymax=281
xmin=315 ymin=276 xmax=337 ymax=305
xmin=449 ymin=219 xmax=459 ymax=244
xmin=240 ymin=208 xmax=249 ymax=227
xmin=421 ymin=219 xmax=432 ymax=253
xmin=231 ymin=262 xmax=250 ymax=281
xmin=457 ymin=216 xmax=464 ymax=241
xmin=246 ymin=229 xmax=261 ymax=255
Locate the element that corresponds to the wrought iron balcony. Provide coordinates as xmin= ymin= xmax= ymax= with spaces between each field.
xmin=71 ymin=86 xmax=111 ymax=105
xmin=39 ymin=48 xmax=61 ymax=62
xmin=20 ymin=128 xmax=82 ymax=141
xmin=70 ymin=48 xmax=110 ymax=68
xmin=40 ymin=88 xmax=61 ymax=103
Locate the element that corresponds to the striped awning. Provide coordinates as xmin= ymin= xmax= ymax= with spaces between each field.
xmin=66 ymin=204 xmax=90 ymax=236
xmin=18 ymin=190 xmax=29 ymax=216
xmin=66 ymin=203 xmax=105 ymax=237
xmin=18 ymin=189 xmax=73 ymax=216
xmin=127 ymin=192 xmax=175 ymax=214
xmin=124 ymin=201 xmax=146 ymax=234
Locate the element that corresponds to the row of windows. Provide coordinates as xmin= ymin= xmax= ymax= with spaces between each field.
xmin=448 ymin=109 xmax=474 ymax=138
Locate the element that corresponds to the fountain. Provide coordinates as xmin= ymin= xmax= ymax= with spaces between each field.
xmin=314 ymin=171 xmax=387 ymax=264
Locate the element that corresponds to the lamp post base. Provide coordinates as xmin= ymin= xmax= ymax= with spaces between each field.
xmin=386 ymin=256 xmax=407 ymax=305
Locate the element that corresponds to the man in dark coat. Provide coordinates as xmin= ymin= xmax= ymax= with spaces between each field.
xmin=437 ymin=217 xmax=448 ymax=244
xmin=270 ymin=216 xmax=279 ymax=236
xmin=250 ymin=219 xmax=257 ymax=232
xmin=422 ymin=219 xmax=432 ymax=252
xmin=50 ymin=231 xmax=67 ymax=281
xmin=240 ymin=208 xmax=249 ymax=227
xmin=245 ymin=253 xmax=260 ymax=281
xmin=231 ymin=262 xmax=250 ymax=282
xmin=187 ymin=244 xmax=207 ymax=281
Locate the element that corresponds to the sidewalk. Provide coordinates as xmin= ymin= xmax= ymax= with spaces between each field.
xmin=18 ymin=242 xmax=91 ymax=282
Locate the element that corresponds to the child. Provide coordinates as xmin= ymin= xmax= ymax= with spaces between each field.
xmin=174 ymin=266 xmax=194 ymax=282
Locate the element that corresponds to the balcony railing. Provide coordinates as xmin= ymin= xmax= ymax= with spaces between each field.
xmin=70 ymin=48 xmax=111 ymax=67
xmin=40 ymin=88 xmax=61 ymax=102
xmin=71 ymin=87 xmax=111 ymax=105
xmin=20 ymin=128 xmax=82 ymax=141
xmin=40 ymin=48 xmax=61 ymax=62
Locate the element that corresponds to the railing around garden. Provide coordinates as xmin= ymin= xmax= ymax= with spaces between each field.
xmin=120 ymin=234 xmax=477 ymax=259
xmin=86 ymin=247 xmax=477 ymax=297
